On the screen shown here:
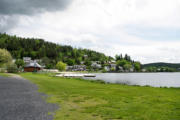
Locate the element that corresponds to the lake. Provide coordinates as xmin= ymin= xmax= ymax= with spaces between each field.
xmin=84 ymin=73 xmax=180 ymax=88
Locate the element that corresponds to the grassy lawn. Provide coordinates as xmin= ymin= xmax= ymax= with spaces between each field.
xmin=20 ymin=73 xmax=180 ymax=120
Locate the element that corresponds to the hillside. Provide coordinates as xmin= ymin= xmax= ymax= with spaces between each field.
xmin=142 ymin=62 xmax=180 ymax=70
xmin=0 ymin=33 xmax=112 ymax=68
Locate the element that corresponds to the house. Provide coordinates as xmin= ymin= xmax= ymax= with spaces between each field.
xmin=118 ymin=66 xmax=124 ymax=72
xmin=66 ymin=65 xmax=86 ymax=71
xmin=110 ymin=64 xmax=116 ymax=70
xmin=80 ymin=61 xmax=85 ymax=65
xmin=91 ymin=62 xmax=102 ymax=69
xmin=111 ymin=60 xmax=116 ymax=64
xmin=23 ymin=57 xmax=32 ymax=64
xmin=24 ymin=61 xmax=42 ymax=72
xmin=74 ymin=65 xmax=86 ymax=71
xmin=83 ymin=55 xmax=88 ymax=59
xmin=104 ymin=66 xmax=110 ymax=71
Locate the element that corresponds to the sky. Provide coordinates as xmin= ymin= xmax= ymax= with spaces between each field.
xmin=0 ymin=0 xmax=180 ymax=64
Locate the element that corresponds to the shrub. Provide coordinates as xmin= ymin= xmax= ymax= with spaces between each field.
xmin=6 ymin=63 xmax=18 ymax=73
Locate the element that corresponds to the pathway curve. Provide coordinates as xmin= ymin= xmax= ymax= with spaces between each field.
xmin=0 ymin=75 xmax=58 ymax=120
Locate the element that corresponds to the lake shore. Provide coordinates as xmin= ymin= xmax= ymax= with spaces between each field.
xmin=19 ymin=73 xmax=180 ymax=120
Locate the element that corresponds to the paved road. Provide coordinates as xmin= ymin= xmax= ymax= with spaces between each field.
xmin=0 ymin=76 xmax=58 ymax=120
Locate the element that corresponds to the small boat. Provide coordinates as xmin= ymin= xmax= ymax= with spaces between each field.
xmin=83 ymin=74 xmax=96 ymax=77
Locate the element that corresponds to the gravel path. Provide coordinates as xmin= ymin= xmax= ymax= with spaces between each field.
xmin=0 ymin=76 xmax=58 ymax=120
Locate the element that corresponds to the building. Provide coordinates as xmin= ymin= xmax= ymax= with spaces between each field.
xmin=83 ymin=55 xmax=88 ymax=59
xmin=24 ymin=61 xmax=42 ymax=72
xmin=104 ymin=66 xmax=110 ymax=71
xmin=23 ymin=57 xmax=32 ymax=64
xmin=118 ymin=66 xmax=124 ymax=72
xmin=91 ymin=62 xmax=102 ymax=69
xmin=110 ymin=64 xmax=116 ymax=70
xmin=66 ymin=65 xmax=86 ymax=71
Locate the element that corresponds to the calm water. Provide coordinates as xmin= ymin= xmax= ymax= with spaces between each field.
xmin=84 ymin=73 xmax=180 ymax=87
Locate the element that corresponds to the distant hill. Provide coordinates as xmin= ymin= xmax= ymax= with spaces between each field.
xmin=142 ymin=62 xmax=180 ymax=70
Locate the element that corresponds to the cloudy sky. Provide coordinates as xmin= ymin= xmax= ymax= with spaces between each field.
xmin=0 ymin=0 xmax=180 ymax=63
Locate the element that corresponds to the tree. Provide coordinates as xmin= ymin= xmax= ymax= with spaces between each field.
xmin=15 ymin=59 xmax=25 ymax=68
xmin=116 ymin=59 xmax=128 ymax=67
xmin=124 ymin=63 xmax=132 ymax=70
xmin=134 ymin=62 xmax=141 ymax=72
xmin=56 ymin=61 xmax=67 ymax=71
xmin=124 ymin=54 xmax=131 ymax=62
xmin=115 ymin=54 xmax=123 ymax=61
xmin=67 ymin=59 xmax=75 ymax=66
xmin=84 ymin=60 xmax=92 ymax=67
xmin=0 ymin=49 xmax=12 ymax=67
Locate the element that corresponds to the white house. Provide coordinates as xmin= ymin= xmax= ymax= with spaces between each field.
xmin=91 ymin=62 xmax=102 ymax=69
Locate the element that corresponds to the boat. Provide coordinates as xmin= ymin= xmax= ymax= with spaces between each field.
xmin=83 ymin=74 xmax=96 ymax=77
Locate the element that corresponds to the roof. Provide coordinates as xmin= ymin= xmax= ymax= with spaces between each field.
xmin=25 ymin=62 xmax=42 ymax=68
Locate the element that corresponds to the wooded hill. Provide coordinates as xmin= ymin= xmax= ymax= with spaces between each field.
xmin=0 ymin=33 xmax=112 ymax=68
xmin=142 ymin=62 xmax=180 ymax=70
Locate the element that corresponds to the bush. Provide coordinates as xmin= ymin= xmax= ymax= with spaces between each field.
xmin=56 ymin=61 xmax=67 ymax=71
xmin=0 ymin=49 xmax=12 ymax=67
xmin=6 ymin=63 xmax=18 ymax=73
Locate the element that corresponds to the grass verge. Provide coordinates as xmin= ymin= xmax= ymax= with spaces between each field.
xmin=20 ymin=73 xmax=180 ymax=120
xmin=0 ymin=73 xmax=11 ymax=77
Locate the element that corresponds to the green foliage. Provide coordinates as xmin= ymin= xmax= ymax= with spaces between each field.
xmin=146 ymin=67 xmax=157 ymax=72
xmin=115 ymin=54 xmax=123 ymax=61
xmin=111 ymin=67 xmax=116 ymax=71
xmin=124 ymin=54 xmax=131 ymax=62
xmin=143 ymin=62 xmax=180 ymax=72
xmin=102 ymin=68 xmax=107 ymax=73
xmin=0 ymin=33 xmax=109 ymax=68
xmin=0 ymin=48 xmax=12 ymax=67
xmin=84 ymin=60 xmax=92 ymax=67
xmin=56 ymin=61 xmax=67 ymax=71
xmin=123 ymin=63 xmax=132 ymax=70
xmin=66 ymin=59 xmax=75 ymax=66
xmin=6 ymin=63 xmax=18 ymax=73
xmin=116 ymin=59 xmax=128 ymax=67
xmin=146 ymin=66 xmax=176 ymax=72
xmin=134 ymin=62 xmax=141 ymax=72
xmin=116 ymin=59 xmax=132 ymax=70
xmin=15 ymin=59 xmax=25 ymax=68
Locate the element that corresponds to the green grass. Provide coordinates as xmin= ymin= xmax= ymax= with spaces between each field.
xmin=20 ymin=73 xmax=180 ymax=120
xmin=0 ymin=73 xmax=11 ymax=77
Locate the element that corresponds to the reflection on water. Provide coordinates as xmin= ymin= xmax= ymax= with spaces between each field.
xmin=84 ymin=73 xmax=180 ymax=87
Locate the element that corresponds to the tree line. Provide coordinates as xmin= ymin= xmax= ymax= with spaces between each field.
xmin=0 ymin=33 xmax=111 ymax=68
xmin=0 ymin=33 xmax=143 ymax=72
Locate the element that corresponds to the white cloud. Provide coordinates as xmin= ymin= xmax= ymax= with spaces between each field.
xmin=8 ymin=0 xmax=180 ymax=63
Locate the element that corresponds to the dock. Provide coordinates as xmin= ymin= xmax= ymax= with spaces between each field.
xmin=55 ymin=73 xmax=96 ymax=77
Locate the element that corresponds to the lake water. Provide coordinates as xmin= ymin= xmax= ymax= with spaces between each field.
xmin=84 ymin=73 xmax=180 ymax=88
